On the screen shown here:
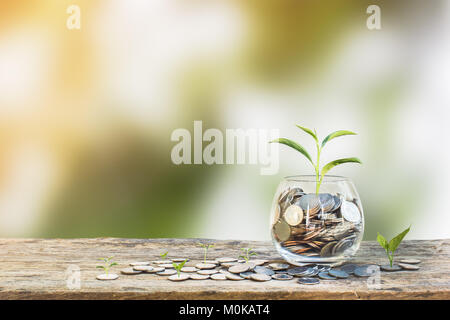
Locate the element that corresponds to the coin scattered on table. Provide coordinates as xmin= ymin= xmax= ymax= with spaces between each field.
xmin=250 ymin=273 xmax=271 ymax=282
xmin=340 ymin=264 xmax=358 ymax=274
xmin=254 ymin=266 xmax=275 ymax=276
xmin=318 ymin=272 xmax=336 ymax=280
xmin=220 ymin=262 xmax=238 ymax=267
xmin=211 ymin=273 xmax=227 ymax=280
xmin=380 ymin=264 xmax=402 ymax=272
xmin=225 ymin=273 xmax=244 ymax=281
xmin=168 ymin=274 xmax=189 ymax=281
xmin=298 ymin=277 xmax=320 ymax=285
xmin=180 ymin=267 xmax=197 ymax=273
xmin=216 ymin=257 xmax=237 ymax=263
xmin=147 ymin=267 xmax=165 ymax=273
xmin=197 ymin=269 xmax=218 ymax=275
xmin=398 ymin=263 xmax=420 ymax=271
xmin=328 ymin=269 xmax=349 ymax=279
xmin=133 ymin=265 xmax=154 ymax=272
xmin=271 ymin=273 xmax=293 ymax=281
xmin=269 ymin=263 xmax=290 ymax=271
xmin=121 ymin=268 xmax=142 ymax=275
xmin=354 ymin=265 xmax=380 ymax=277
xmin=229 ymin=263 xmax=252 ymax=274
xmin=190 ymin=274 xmax=209 ymax=280
xmin=130 ymin=261 xmax=149 ymax=266
xmin=239 ymin=271 xmax=254 ymax=279
xmin=97 ymin=273 xmax=119 ymax=280
xmin=160 ymin=264 xmax=175 ymax=268
xmin=195 ymin=263 xmax=216 ymax=270
xmin=203 ymin=260 xmax=219 ymax=265
xmin=156 ymin=269 xmax=177 ymax=276
xmin=153 ymin=260 xmax=172 ymax=264
xmin=399 ymin=259 xmax=421 ymax=264
xmin=172 ymin=258 xmax=189 ymax=262
xmin=287 ymin=266 xmax=309 ymax=277
xmin=251 ymin=260 xmax=268 ymax=266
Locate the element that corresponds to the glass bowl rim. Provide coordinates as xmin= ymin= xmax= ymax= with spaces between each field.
xmin=283 ymin=175 xmax=351 ymax=183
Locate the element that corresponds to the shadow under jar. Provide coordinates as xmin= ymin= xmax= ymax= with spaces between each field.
xmin=270 ymin=175 xmax=364 ymax=266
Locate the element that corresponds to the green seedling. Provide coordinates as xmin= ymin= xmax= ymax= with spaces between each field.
xmin=96 ymin=256 xmax=118 ymax=275
xmin=377 ymin=226 xmax=411 ymax=267
xmin=271 ymin=125 xmax=362 ymax=194
xmin=172 ymin=260 xmax=187 ymax=277
xmin=160 ymin=251 xmax=168 ymax=259
xmin=198 ymin=243 xmax=215 ymax=263
xmin=239 ymin=248 xmax=258 ymax=262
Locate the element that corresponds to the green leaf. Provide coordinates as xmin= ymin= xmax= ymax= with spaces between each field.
xmin=109 ymin=262 xmax=118 ymax=267
xmin=270 ymin=138 xmax=314 ymax=165
xmin=296 ymin=125 xmax=318 ymax=143
xmin=321 ymin=157 xmax=362 ymax=177
xmin=377 ymin=232 xmax=389 ymax=250
xmin=96 ymin=266 xmax=104 ymax=269
xmin=321 ymin=130 xmax=357 ymax=148
xmin=388 ymin=226 xmax=410 ymax=253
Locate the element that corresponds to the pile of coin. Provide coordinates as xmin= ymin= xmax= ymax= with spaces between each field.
xmin=272 ymin=188 xmax=363 ymax=259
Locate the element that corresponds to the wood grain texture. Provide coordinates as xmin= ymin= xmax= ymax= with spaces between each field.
xmin=0 ymin=238 xmax=448 ymax=300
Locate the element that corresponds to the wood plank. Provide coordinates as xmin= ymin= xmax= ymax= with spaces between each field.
xmin=0 ymin=238 xmax=448 ymax=299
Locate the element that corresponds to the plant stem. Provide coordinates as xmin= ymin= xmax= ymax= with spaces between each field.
xmin=315 ymin=142 xmax=321 ymax=194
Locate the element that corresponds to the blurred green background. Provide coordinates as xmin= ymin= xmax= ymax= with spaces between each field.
xmin=0 ymin=0 xmax=448 ymax=240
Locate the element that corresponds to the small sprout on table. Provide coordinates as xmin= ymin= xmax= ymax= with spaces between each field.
xmin=160 ymin=251 xmax=169 ymax=259
xmin=96 ymin=256 xmax=118 ymax=275
xmin=271 ymin=125 xmax=361 ymax=194
xmin=377 ymin=226 xmax=411 ymax=267
xmin=239 ymin=248 xmax=258 ymax=262
xmin=198 ymin=243 xmax=215 ymax=263
xmin=172 ymin=260 xmax=187 ymax=277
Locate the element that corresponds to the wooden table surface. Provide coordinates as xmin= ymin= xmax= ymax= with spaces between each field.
xmin=0 ymin=238 xmax=448 ymax=300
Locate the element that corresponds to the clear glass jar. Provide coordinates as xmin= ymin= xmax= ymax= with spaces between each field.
xmin=270 ymin=175 xmax=364 ymax=266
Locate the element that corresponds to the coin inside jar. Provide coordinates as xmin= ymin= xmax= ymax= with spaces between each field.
xmin=283 ymin=204 xmax=303 ymax=226
xmin=341 ymin=200 xmax=361 ymax=223
xmin=273 ymin=220 xmax=291 ymax=242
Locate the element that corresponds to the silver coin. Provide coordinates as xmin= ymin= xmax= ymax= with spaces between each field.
xmin=340 ymin=264 xmax=358 ymax=274
xmin=399 ymin=259 xmax=421 ymax=264
xmin=225 ymin=273 xmax=244 ymax=281
xmin=197 ymin=269 xmax=218 ymax=275
xmin=271 ymin=273 xmax=293 ymax=280
xmin=269 ymin=263 xmax=290 ymax=271
xmin=190 ymin=274 xmax=209 ymax=280
xmin=211 ymin=273 xmax=227 ymax=280
xmin=133 ymin=265 xmax=154 ymax=272
xmin=216 ymin=257 xmax=238 ymax=263
xmin=341 ymin=201 xmax=361 ymax=223
xmin=96 ymin=273 xmax=119 ymax=280
xmin=181 ymin=267 xmax=197 ymax=273
xmin=251 ymin=260 xmax=268 ymax=266
xmin=160 ymin=263 xmax=175 ymax=269
xmin=331 ymin=195 xmax=342 ymax=211
xmin=250 ymin=273 xmax=271 ymax=282
xmin=153 ymin=260 xmax=172 ymax=264
xmin=121 ymin=268 xmax=142 ymax=275
xmin=239 ymin=271 xmax=255 ymax=279
xmin=328 ymin=269 xmax=349 ymax=279
xmin=172 ymin=258 xmax=189 ymax=263
xmin=283 ymin=205 xmax=303 ymax=226
xmin=220 ymin=262 xmax=238 ymax=267
xmin=319 ymin=193 xmax=335 ymax=212
xmin=195 ymin=263 xmax=216 ymax=270
xmin=129 ymin=261 xmax=149 ymax=266
xmin=273 ymin=220 xmax=291 ymax=242
xmin=298 ymin=194 xmax=320 ymax=214
xmin=332 ymin=239 xmax=354 ymax=255
xmin=398 ymin=263 xmax=420 ymax=271
xmin=318 ymin=272 xmax=336 ymax=280
xmin=203 ymin=260 xmax=218 ymax=265
xmin=354 ymin=265 xmax=380 ymax=277
xmin=229 ymin=263 xmax=252 ymax=274
xmin=156 ymin=269 xmax=177 ymax=276
xmin=147 ymin=267 xmax=165 ymax=273
xmin=380 ymin=264 xmax=402 ymax=272
xmin=168 ymin=274 xmax=189 ymax=281
xmin=298 ymin=277 xmax=320 ymax=285
xmin=287 ymin=266 xmax=309 ymax=277
xmin=254 ymin=266 xmax=275 ymax=276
